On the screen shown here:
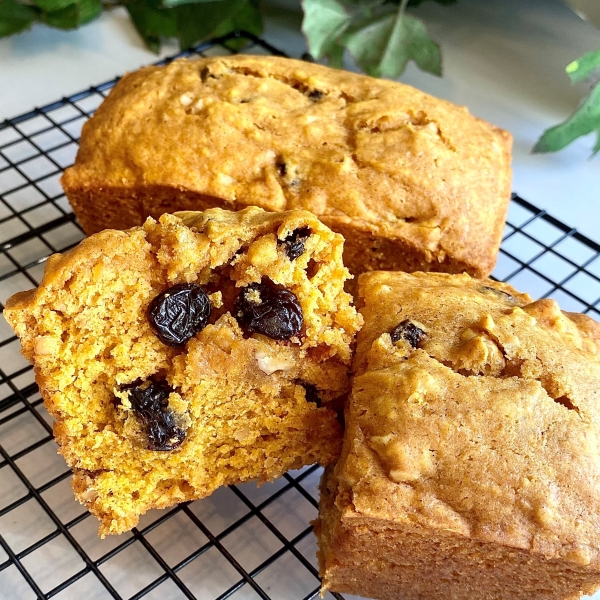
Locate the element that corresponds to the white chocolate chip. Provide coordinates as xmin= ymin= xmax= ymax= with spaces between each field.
xmin=217 ymin=173 xmax=237 ymax=186
xmin=191 ymin=98 xmax=206 ymax=113
xmin=81 ymin=488 xmax=98 ymax=502
xmin=256 ymin=351 xmax=295 ymax=375
xmin=565 ymin=546 xmax=592 ymax=566
xmin=34 ymin=336 xmax=59 ymax=356
xmin=179 ymin=92 xmax=194 ymax=107
xmin=234 ymin=426 xmax=252 ymax=441
xmin=424 ymin=121 xmax=439 ymax=134
xmin=339 ymin=155 xmax=355 ymax=173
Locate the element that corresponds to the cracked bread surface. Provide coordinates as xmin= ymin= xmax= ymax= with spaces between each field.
xmin=61 ymin=54 xmax=512 ymax=279
xmin=316 ymin=271 xmax=600 ymax=600
xmin=4 ymin=207 xmax=361 ymax=536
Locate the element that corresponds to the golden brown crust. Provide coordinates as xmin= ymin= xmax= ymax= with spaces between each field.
xmin=4 ymin=207 xmax=362 ymax=536
xmin=316 ymin=271 xmax=600 ymax=599
xmin=61 ymin=55 xmax=512 ymax=278
xmin=565 ymin=311 xmax=600 ymax=353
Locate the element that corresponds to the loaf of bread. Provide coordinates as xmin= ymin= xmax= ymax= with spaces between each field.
xmin=61 ymin=55 xmax=512 ymax=279
xmin=4 ymin=207 xmax=361 ymax=536
xmin=316 ymin=271 xmax=600 ymax=600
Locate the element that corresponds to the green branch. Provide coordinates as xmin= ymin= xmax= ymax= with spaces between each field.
xmin=534 ymin=49 xmax=600 ymax=158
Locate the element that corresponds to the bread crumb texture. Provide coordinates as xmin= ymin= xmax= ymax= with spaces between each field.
xmin=4 ymin=207 xmax=361 ymax=536
xmin=61 ymin=55 xmax=512 ymax=278
xmin=317 ymin=271 xmax=600 ymax=600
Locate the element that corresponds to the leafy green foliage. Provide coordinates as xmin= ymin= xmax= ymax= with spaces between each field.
xmin=302 ymin=0 xmax=443 ymax=78
xmin=565 ymin=49 xmax=600 ymax=83
xmin=346 ymin=7 xmax=440 ymax=77
xmin=535 ymin=49 xmax=600 ymax=157
xmin=160 ymin=0 xmax=228 ymax=10
xmin=0 ymin=0 xmax=39 ymax=36
xmin=0 ymin=0 xmax=446 ymax=82
xmin=302 ymin=0 xmax=350 ymax=59
xmin=212 ymin=0 xmax=263 ymax=50
xmin=126 ymin=0 xmax=177 ymax=52
xmin=41 ymin=0 xmax=102 ymax=29
xmin=177 ymin=0 xmax=241 ymax=49
xmin=126 ymin=0 xmax=262 ymax=52
xmin=0 ymin=0 xmax=262 ymax=50
xmin=535 ymin=83 xmax=600 ymax=156
xmin=406 ymin=0 xmax=456 ymax=6
xmin=34 ymin=0 xmax=77 ymax=13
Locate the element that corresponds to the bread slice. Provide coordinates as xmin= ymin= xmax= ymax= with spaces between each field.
xmin=317 ymin=271 xmax=600 ymax=600
xmin=5 ymin=207 xmax=361 ymax=536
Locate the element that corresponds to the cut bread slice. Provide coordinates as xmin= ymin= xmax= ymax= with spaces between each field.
xmin=5 ymin=207 xmax=361 ymax=536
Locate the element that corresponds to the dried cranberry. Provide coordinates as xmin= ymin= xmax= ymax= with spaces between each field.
xmin=148 ymin=283 xmax=211 ymax=347
xmin=124 ymin=379 xmax=185 ymax=451
xmin=390 ymin=320 xmax=426 ymax=348
xmin=278 ymin=227 xmax=311 ymax=261
xmin=234 ymin=281 xmax=303 ymax=340
xmin=480 ymin=286 xmax=516 ymax=303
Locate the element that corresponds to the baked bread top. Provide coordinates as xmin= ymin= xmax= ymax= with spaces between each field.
xmin=341 ymin=271 xmax=600 ymax=567
xmin=62 ymin=54 xmax=512 ymax=277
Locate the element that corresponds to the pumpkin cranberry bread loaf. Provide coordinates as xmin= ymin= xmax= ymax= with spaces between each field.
xmin=4 ymin=207 xmax=361 ymax=536
xmin=61 ymin=54 xmax=512 ymax=279
xmin=316 ymin=271 xmax=600 ymax=600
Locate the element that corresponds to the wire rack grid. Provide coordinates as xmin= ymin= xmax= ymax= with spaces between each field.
xmin=1 ymin=32 xmax=600 ymax=600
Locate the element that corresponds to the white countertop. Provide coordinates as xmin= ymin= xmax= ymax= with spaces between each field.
xmin=1 ymin=0 xmax=599 ymax=242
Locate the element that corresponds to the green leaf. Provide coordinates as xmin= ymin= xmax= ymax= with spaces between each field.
xmin=175 ymin=0 xmax=242 ymax=50
xmin=406 ymin=0 xmax=456 ymax=5
xmin=126 ymin=1 xmax=177 ymax=52
xmin=33 ymin=0 xmax=76 ymax=14
xmin=566 ymin=49 xmax=600 ymax=84
xmin=161 ymin=0 xmax=230 ymax=11
xmin=346 ymin=7 xmax=441 ymax=78
xmin=301 ymin=0 xmax=351 ymax=60
xmin=43 ymin=4 xmax=79 ymax=28
xmin=534 ymin=82 xmax=600 ymax=156
xmin=78 ymin=0 xmax=101 ymax=24
xmin=327 ymin=40 xmax=345 ymax=68
xmin=42 ymin=0 xmax=101 ymax=29
xmin=593 ymin=132 xmax=600 ymax=155
xmin=213 ymin=0 xmax=263 ymax=51
xmin=0 ymin=0 xmax=38 ymax=37
xmin=128 ymin=0 xmax=255 ymax=53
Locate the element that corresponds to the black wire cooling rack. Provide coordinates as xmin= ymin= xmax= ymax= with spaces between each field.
xmin=1 ymin=32 xmax=600 ymax=600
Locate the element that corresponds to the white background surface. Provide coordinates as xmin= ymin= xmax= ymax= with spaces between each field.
xmin=1 ymin=0 xmax=600 ymax=242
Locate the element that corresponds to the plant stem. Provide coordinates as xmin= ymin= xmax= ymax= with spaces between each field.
xmin=398 ymin=0 xmax=408 ymax=19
